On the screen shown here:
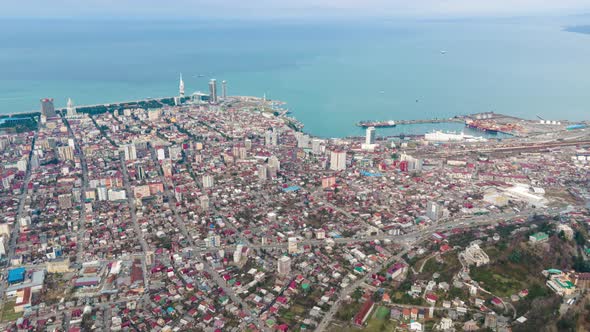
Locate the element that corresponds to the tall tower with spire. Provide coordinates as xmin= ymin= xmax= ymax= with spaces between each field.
xmin=179 ymin=73 xmax=185 ymax=98
xmin=66 ymin=98 xmax=77 ymax=118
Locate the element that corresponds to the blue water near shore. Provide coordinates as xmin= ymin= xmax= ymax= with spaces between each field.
xmin=1 ymin=17 xmax=589 ymax=138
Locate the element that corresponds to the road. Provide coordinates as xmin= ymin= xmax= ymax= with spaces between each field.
xmin=315 ymin=244 xmax=411 ymax=332
xmin=310 ymin=188 xmax=380 ymax=233
xmin=186 ymin=209 xmax=528 ymax=255
xmin=61 ymin=115 xmax=91 ymax=263
xmin=119 ymin=151 xmax=152 ymax=298
xmin=313 ymin=209 xmax=530 ymax=331
xmin=148 ymin=144 xmax=268 ymax=331
xmin=0 ymin=125 xmax=38 ymax=322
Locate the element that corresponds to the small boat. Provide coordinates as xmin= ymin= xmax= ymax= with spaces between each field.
xmin=440 ymin=50 xmax=447 ymax=54
xmin=379 ymin=91 xmax=385 ymax=94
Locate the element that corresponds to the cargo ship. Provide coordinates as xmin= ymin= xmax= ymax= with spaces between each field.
xmin=357 ymin=120 xmax=396 ymax=128
xmin=465 ymin=119 xmax=499 ymax=134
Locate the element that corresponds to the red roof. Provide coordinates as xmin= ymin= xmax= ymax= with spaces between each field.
xmin=354 ymin=299 xmax=374 ymax=325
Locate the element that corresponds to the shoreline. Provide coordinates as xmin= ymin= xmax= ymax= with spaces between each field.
xmin=3 ymin=96 xmax=587 ymax=140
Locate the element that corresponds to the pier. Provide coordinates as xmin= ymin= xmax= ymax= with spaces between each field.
xmin=357 ymin=117 xmax=464 ymax=128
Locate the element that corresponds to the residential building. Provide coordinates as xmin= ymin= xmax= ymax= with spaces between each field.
xmin=203 ymin=175 xmax=214 ymax=188
xmin=330 ymin=150 xmax=347 ymax=171
xmin=123 ymin=143 xmax=137 ymax=161
xmin=40 ymin=98 xmax=56 ymax=117
xmin=278 ymin=256 xmax=291 ymax=275
xmin=427 ymin=201 xmax=442 ymax=221
xmin=529 ymin=232 xmax=549 ymax=244
xmin=288 ymin=237 xmax=298 ymax=254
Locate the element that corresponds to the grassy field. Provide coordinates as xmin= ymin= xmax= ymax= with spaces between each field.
xmin=417 ymin=254 xmax=462 ymax=282
xmin=1 ymin=301 xmax=23 ymax=323
xmin=332 ymin=306 xmax=397 ymax=332
xmin=471 ymin=266 xmax=524 ymax=297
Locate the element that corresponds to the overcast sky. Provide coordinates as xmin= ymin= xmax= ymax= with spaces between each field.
xmin=2 ymin=0 xmax=590 ymax=19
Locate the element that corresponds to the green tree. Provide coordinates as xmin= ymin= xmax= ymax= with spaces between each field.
xmin=508 ymin=250 xmax=522 ymax=263
xmin=574 ymin=230 xmax=586 ymax=246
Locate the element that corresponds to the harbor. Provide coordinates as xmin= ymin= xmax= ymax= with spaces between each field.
xmin=356 ymin=112 xmax=588 ymax=138
xmin=357 ymin=117 xmax=464 ymax=128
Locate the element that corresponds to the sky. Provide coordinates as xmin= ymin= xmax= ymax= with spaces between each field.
xmin=2 ymin=0 xmax=590 ymax=19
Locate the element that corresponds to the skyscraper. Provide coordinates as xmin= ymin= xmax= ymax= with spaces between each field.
xmin=66 ymin=98 xmax=77 ymax=118
xmin=278 ymin=255 xmax=291 ymax=275
xmin=200 ymin=195 xmax=210 ymax=210
xmin=40 ymin=98 xmax=56 ymax=118
xmin=330 ymin=150 xmax=347 ymax=171
xmin=257 ymin=165 xmax=268 ymax=181
xmin=311 ymin=139 xmax=323 ymax=155
xmin=427 ymin=201 xmax=442 ymax=221
xmin=221 ymin=80 xmax=227 ymax=99
xmin=202 ymin=175 xmax=214 ymax=188
xmin=268 ymin=155 xmax=280 ymax=171
xmin=366 ymin=126 xmax=376 ymax=145
xmin=123 ymin=143 xmax=137 ymax=161
xmin=265 ymin=130 xmax=273 ymax=146
xmin=179 ymin=73 xmax=185 ymax=97
xmin=271 ymin=128 xmax=280 ymax=146
xmin=208 ymin=79 xmax=217 ymax=103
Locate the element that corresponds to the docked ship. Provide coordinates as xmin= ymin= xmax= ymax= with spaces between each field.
xmin=425 ymin=130 xmax=487 ymax=142
xmin=357 ymin=120 xmax=396 ymax=128
xmin=566 ymin=124 xmax=587 ymax=130
xmin=464 ymin=119 xmax=499 ymax=134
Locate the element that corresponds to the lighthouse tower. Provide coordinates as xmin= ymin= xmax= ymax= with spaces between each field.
xmin=179 ymin=73 xmax=185 ymax=98
xmin=66 ymin=98 xmax=77 ymax=118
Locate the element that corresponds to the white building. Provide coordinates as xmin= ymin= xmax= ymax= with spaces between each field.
xmin=330 ymin=150 xmax=347 ymax=171
xmin=123 ymin=144 xmax=137 ymax=161
xmin=311 ymin=139 xmax=324 ymax=155
xmin=156 ymin=148 xmax=166 ymax=160
xmin=400 ymin=153 xmax=423 ymax=171
xmin=288 ymin=237 xmax=298 ymax=254
xmin=425 ymin=131 xmax=487 ymax=143
xmin=108 ymin=189 xmax=127 ymax=201
xmin=179 ymin=73 xmax=185 ymax=97
xmin=0 ymin=234 xmax=8 ymax=257
xmin=427 ymin=201 xmax=442 ymax=221
xmin=234 ymin=244 xmax=243 ymax=263
xmin=268 ymin=156 xmax=281 ymax=171
xmin=257 ymin=165 xmax=268 ymax=181
xmin=278 ymin=255 xmax=291 ymax=275
xmin=366 ymin=126 xmax=376 ymax=145
xmin=271 ymin=128 xmax=280 ymax=146
xmin=66 ymin=98 xmax=79 ymax=118
xmin=206 ymin=235 xmax=221 ymax=247
xmin=200 ymin=195 xmax=209 ymax=210
xmin=462 ymin=243 xmax=490 ymax=267
xmin=202 ymin=175 xmax=214 ymax=188
xmin=97 ymin=186 xmax=108 ymax=201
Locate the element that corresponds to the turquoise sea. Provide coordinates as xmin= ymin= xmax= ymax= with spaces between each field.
xmin=0 ymin=17 xmax=589 ymax=137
